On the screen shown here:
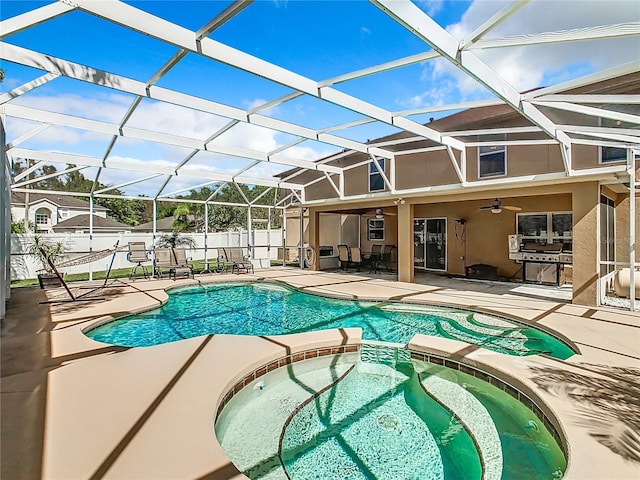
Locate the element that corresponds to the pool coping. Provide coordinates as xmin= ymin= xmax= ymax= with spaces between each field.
xmin=3 ymin=270 xmax=639 ymax=480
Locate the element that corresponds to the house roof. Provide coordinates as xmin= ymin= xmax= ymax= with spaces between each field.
xmin=133 ymin=215 xmax=200 ymax=232
xmin=11 ymin=192 xmax=108 ymax=211
xmin=276 ymin=71 xmax=640 ymax=183
xmin=52 ymin=214 xmax=129 ymax=230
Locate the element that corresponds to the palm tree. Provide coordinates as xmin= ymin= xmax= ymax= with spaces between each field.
xmin=172 ymin=204 xmax=192 ymax=232
xmin=26 ymin=235 xmax=67 ymax=274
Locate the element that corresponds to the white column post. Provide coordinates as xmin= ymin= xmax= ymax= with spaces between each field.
xmin=299 ymin=208 xmax=304 ymax=269
xmin=282 ymin=207 xmax=287 ymax=267
xmin=628 ymin=149 xmax=636 ymax=312
xmin=204 ymin=202 xmax=208 ymax=264
xmin=89 ymin=195 xmax=94 ymax=281
xmin=247 ymin=206 xmax=252 ymax=258
xmin=267 ymin=207 xmax=271 ymax=265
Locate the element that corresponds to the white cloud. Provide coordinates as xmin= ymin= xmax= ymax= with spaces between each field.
xmin=7 ymin=90 xmax=336 ymax=194
xmin=405 ymin=0 xmax=640 ymax=107
xmin=418 ymin=0 xmax=445 ymax=17
xmin=361 ymin=26 xmax=372 ymax=36
xmin=16 ymin=92 xmax=131 ymax=124
xmin=243 ymin=98 xmax=281 ymax=116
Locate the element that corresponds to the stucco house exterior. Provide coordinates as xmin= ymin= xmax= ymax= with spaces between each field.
xmin=10 ymin=192 xmax=109 ymax=234
xmin=280 ymin=72 xmax=639 ymax=307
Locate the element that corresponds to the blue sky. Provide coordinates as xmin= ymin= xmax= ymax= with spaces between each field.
xmin=2 ymin=0 xmax=638 ymax=195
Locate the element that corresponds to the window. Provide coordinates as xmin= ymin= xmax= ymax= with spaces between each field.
xmin=367 ymin=218 xmax=385 ymax=241
xmin=517 ymin=212 xmax=572 ymax=247
xmin=478 ymin=145 xmax=506 ymax=178
xmin=600 ymin=146 xmax=627 ymax=164
xmin=35 ymin=208 xmax=50 ymax=225
xmin=60 ymin=209 xmax=69 ymax=218
xmin=369 ymin=159 xmax=385 ymax=192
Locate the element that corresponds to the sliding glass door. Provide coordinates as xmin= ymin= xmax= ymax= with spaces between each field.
xmin=414 ymin=218 xmax=447 ymax=270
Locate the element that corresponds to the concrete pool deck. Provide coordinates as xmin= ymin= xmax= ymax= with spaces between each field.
xmin=2 ymin=268 xmax=639 ymax=479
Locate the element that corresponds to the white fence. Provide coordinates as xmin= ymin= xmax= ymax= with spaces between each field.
xmin=10 ymin=230 xmax=285 ymax=280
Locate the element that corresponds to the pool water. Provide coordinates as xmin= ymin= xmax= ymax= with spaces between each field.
xmin=215 ymin=352 xmax=566 ymax=480
xmin=86 ymin=282 xmax=575 ymax=359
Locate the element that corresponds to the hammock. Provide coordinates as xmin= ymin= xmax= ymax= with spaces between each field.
xmin=39 ymin=241 xmax=125 ymax=304
xmin=52 ymin=244 xmax=130 ymax=269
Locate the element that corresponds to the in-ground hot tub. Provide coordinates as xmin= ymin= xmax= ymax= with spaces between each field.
xmin=215 ymin=345 xmax=566 ymax=480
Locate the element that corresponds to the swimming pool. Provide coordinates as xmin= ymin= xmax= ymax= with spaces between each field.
xmin=86 ymin=282 xmax=575 ymax=359
xmin=215 ymin=350 xmax=567 ymax=480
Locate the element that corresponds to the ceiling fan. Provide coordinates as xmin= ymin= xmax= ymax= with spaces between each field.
xmin=478 ymin=198 xmax=522 ymax=214
xmin=364 ymin=208 xmax=397 ymax=219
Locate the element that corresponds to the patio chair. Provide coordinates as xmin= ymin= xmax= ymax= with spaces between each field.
xmin=364 ymin=244 xmax=382 ymax=272
xmin=153 ymin=248 xmax=174 ymax=278
xmin=172 ymin=248 xmax=194 ymax=279
xmin=373 ymin=245 xmax=397 ymax=274
xmin=337 ymin=244 xmax=351 ymax=270
xmin=222 ymin=247 xmax=254 ymax=274
xmin=126 ymin=242 xmax=150 ymax=279
xmin=350 ymin=246 xmax=363 ymax=272
xmin=201 ymin=248 xmax=226 ymax=274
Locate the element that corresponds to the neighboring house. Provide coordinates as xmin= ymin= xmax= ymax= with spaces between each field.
xmin=52 ymin=214 xmax=131 ymax=234
xmin=134 ymin=215 xmax=202 ymax=233
xmin=278 ymin=72 xmax=639 ymax=307
xmin=11 ymin=192 xmax=109 ymax=234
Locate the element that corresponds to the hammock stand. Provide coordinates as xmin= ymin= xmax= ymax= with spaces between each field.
xmin=38 ymin=241 xmax=127 ymax=304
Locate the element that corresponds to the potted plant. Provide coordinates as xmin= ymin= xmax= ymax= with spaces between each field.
xmin=26 ymin=235 xmax=68 ymax=288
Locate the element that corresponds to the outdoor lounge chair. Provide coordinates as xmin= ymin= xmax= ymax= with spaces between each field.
xmin=221 ymin=247 xmax=254 ymax=274
xmin=126 ymin=242 xmax=150 ymax=279
xmin=153 ymin=248 xmax=193 ymax=279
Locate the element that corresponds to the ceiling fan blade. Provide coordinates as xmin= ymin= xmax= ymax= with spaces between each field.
xmin=385 ymin=212 xmax=397 ymax=216
xmin=503 ymin=205 xmax=522 ymax=211
xmin=478 ymin=206 xmax=492 ymax=210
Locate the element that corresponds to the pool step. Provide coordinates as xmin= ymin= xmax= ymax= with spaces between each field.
xmin=420 ymin=373 xmax=503 ymax=480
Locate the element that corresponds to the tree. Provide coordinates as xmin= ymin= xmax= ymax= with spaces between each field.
xmin=155 ymin=232 xmax=196 ymax=249
xmin=172 ymin=203 xmax=194 ymax=232
xmin=10 ymin=160 xmax=148 ymax=226
xmin=11 ymin=219 xmax=34 ymax=233
xmin=176 ymin=183 xmax=282 ymax=232
xmin=25 ymin=235 xmax=67 ymax=274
